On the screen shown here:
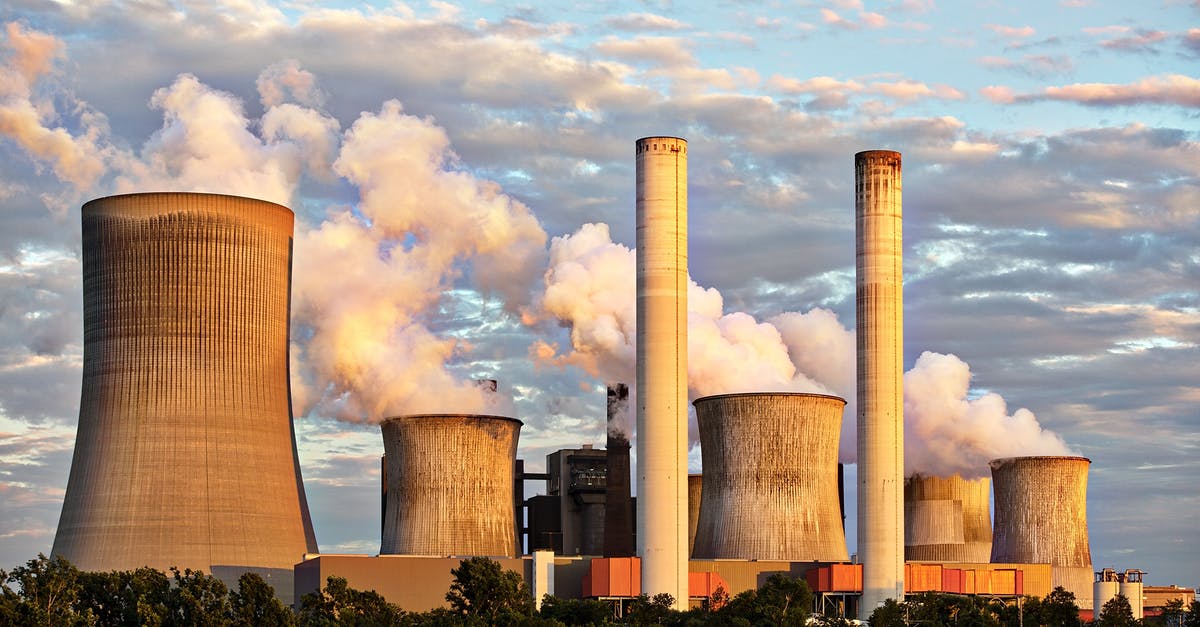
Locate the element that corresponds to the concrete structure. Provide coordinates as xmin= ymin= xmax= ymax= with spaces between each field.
xmin=635 ymin=135 xmax=689 ymax=608
xmin=990 ymin=456 xmax=1093 ymax=608
xmin=605 ymin=383 xmax=635 ymax=557
xmin=1120 ymin=571 xmax=1145 ymax=620
xmin=856 ymin=150 xmax=906 ymax=609
xmin=687 ymin=474 xmax=702 ymax=557
xmin=380 ymin=414 xmax=521 ymax=557
xmin=904 ymin=474 xmax=992 ymax=563
xmin=1094 ymin=569 xmax=1121 ymax=619
xmin=692 ymin=393 xmax=849 ymax=561
xmin=547 ymin=445 xmax=608 ymax=556
xmin=53 ymin=192 xmax=317 ymax=602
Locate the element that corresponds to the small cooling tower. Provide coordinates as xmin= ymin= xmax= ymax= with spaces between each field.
xmin=904 ymin=474 xmax=992 ymax=562
xmin=692 ymin=393 xmax=848 ymax=561
xmin=990 ymin=456 xmax=1093 ymax=607
xmin=380 ymin=414 xmax=521 ymax=557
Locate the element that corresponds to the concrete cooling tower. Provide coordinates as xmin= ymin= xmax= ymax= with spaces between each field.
xmin=692 ymin=393 xmax=849 ymax=562
xmin=53 ymin=193 xmax=318 ymax=601
xmin=380 ymin=414 xmax=521 ymax=557
xmin=990 ymin=456 xmax=1093 ymax=607
xmin=904 ymin=474 xmax=992 ymax=563
xmin=687 ymin=474 xmax=702 ymax=557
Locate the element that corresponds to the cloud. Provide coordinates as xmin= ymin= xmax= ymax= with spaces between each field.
xmin=820 ymin=8 xmax=887 ymax=31
xmin=986 ymin=24 xmax=1035 ymax=40
xmin=995 ymin=74 xmax=1200 ymax=108
xmin=1098 ymin=28 xmax=1168 ymax=52
xmin=604 ymin=13 xmax=688 ymax=31
xmin=978 ymin=53 xmax=1074 ymax=77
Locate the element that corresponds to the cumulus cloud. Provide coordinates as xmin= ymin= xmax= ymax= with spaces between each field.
xmin=820 ymin=8 xmax=887 ymax=31
xmin=993 ymin=74 xmax=1200 ymax=108
xmin=604 ymin=13 xmax=688 ymax=31
xmin=986 ymin=24 xmax=1035 ymax=40
xmin=1097 ymin=28 xmax=1168 ymax=52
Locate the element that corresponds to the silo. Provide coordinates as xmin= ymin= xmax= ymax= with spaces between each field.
xmin=380 ymin=414 xmax=521 ymax=557
xmin=1119 ymin=570 xmax=1144 ymax=620
xmin=1093 ymin=569 xmax=1119 ymax=619
xmin=990 ymin=456 xmax=1093 ymax=607
xmin=692 ymin=393 xmax=849 ymax=561
xmin=53 ymin=193 xmax=317 ymax=601
xmin=635 ymin=136 xmax=689 ymax=608
xmin=856 ymin=150 xmax=905 ymax=608
xmin=904 ymin=474 xmax=992 ymax=562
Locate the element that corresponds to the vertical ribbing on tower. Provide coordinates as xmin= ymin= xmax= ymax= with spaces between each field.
xmin=635 ymin=136 xmax=689 ymax=609
xmin=856 ymin=150 xmax=905 ymax=611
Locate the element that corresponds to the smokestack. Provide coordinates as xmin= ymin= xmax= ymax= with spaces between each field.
xmin=904 ymin=474 xmax=992 ymax=563
xmin=693 ymin=393 xmax=849 ymax=561
xmin=605 ymin=383 xmax=635 ymax=557
xmin=53 ymin=193 xmax=317 ymax=603
xmin=635 ymin=136 xmax=689 ymax=609
xmin=990 ymin=456 xmax=1093 ymax=608
xmin=856 ymin=150 xmax=905 ymax=609
xmin=380 ymin=414 xmax=522 ymax=557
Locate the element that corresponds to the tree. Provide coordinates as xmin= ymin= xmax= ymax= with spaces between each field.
xmin=297 ymin=575 xmax=404 ymax=626
xmin=1040 ymin=587 xmax=1081 ymax=627
xmin=1158 ymin=599 xmax=1185 ymax=627
xmin=1097 ymin=594 xmax=1136 ymax=627
xmin=537 ymin=595 xmax=613 ymax=625
xmin=445 ymin=557 xmax=533 ymax=624
xmin=627 ymin=593 xmax=679 ymax=626
xmin=165 ymin=567 xmax=232 ymax=626
xmin=230 ymin=572 xmax=295 ymax=627
xmin=713 ymin=574 xmax=813 ymax=627
xmin=3 ymin=553 xmax=92 ymax=625
xmin=868 ymin=598 xmax=907 ymax=627
xmin=1185 ymin=601 xmax=1200 ymax=627
xmin=76 ymin=566 xmax=171 ymax=626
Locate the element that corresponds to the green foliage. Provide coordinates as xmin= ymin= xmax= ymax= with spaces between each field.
xmin=710 ymin=573 xmax=813 ymax=627
xmin=231 ymin=572 xmax=295 ymax=627
xmin=165 ymin=567 xmax=232 ymax=626
xmin=868 ymin=598 xmax=907 ymax=627
xmin=1186 ymin=601 xmax=1200 ymax=627
xmin=1 ymin=552 xmax=94 ymax=625
xmin=297 ymin=575 xmax=405 ymax=626
xmin=445 ymin=556 xmax=533 ymax=624
xmin=76 ymin=566 xmax=171 ymax=626
xmin=538 ymin=595 xmax=613 ymax=625
xmin=627 ymin=593 xmax=678 ymax=626
xmin=1097 ymin=594 xmax=1136 ymax=627
xmin=1039 ymin=587 xmax=1082 ymax=627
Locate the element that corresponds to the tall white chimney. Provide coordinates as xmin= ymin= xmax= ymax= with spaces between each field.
xmin=635 ymin=136 xmax=689 ymax=609
xmin=856 ymin=150 xmax=905 ymax=611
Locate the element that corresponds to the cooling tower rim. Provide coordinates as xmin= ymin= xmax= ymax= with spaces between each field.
xmin=988 ymin=455 xmax=1091 ymax=469
xmin=855 ymin=149 xmax=902 ymax=159
xmin=905 ymin=472 xmax=991 ymax=481
xmin=83 ymin=192 xmax=292 ymax=215
xmin=636 ymin=135 xmax=687 ymax=144
xmin=692 ymin=391 xmax=847 ymax=407
xmin=380 ymin=413 xmax=523 ymax=427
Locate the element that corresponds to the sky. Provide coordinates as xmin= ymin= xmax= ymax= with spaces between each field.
xmin=0 ymin=0 xmax=1196 ymax=591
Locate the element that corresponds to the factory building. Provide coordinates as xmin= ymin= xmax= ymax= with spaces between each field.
xmin=990 ymin=456 xmax=1094 ymax=608
xmin=905 ymin=474 xmax=993 ymax=563
xmin=53 ymin=192 xmax=318 ymax=603
xmin=380 ymin=414 xmax=522 ymax=557
xmin=856 ymin=150 xmax=906 ymax=610
xmin=692 ymin=393 xmax=849 ymax=562
xmin=635 ymin=135 xmax=690 ymax=608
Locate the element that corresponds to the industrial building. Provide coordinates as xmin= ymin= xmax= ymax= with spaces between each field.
xmin=53 ymin=192 xmax=318 ymax=603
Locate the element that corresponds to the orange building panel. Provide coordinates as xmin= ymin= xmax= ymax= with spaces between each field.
xmin=689 ymin=572 xmax=730 ymax=599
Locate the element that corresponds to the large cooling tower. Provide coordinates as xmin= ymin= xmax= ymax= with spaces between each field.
xmin=692 ymin=393 xmax=849 ymax=562
xmin=380 ymin=414 xmax=521 ymax=557
xmin=687 ymin=474 xmax=702 ymax=557
xmin=904 ymin=474 xmax=992 ymax=562
xmin=856 ymin=150 xmax=905 ymax=608
xmin=53 ymin=193 xmax=318 ymax=599
xmin=635 ymin=136 xmax=689 ymax=607
xmin=990 ymin=456 xmax=1093 ymax=607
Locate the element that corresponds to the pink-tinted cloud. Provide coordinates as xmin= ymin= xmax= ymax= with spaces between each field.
xmin=1100 ymin=29 xmax=1168 ymax=52
xmin=986 ymin=24 xmax=1035 ymax=39
xmin=604 ymin=13 xmax=688 ymax=32
xmin=820 ymin=7 xmax=886 ymax=31
xmin=983 ymin=74 xmax=1200 ymax=108
xmin=1183 ymin=28 xmax=1200 ymax=55
xmin=978 ymin=53 xmax=1074 ymax=77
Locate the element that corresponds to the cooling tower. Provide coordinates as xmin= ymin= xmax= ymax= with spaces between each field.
xmin=856 ymin=150 xmax=905 ymax=608
xmin=692 ymin=393 xmax=849 ymax=562
xmin=990 ymin=456 xmax=1093 ymax=607
xmin=904 ymin=474 xmax=992 ymax=562
xmin=687 ymin=474 xmax=702 ymax=557
xmin=53 ymin=192 xmax=317 ymax=600
xmin=380 ymin=414 xmax=521 ymax=557
xmin=635 ymin=136 xmax=689 ymax=608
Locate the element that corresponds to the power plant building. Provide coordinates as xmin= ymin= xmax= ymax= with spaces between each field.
xmin=990 ymin=456 xmax=1094 ymax=608
xmin=635 ymin=136 xmax=690 ymax=608
xmin=53 ymin=192 xmax=318 ymax=602
xmin=855 ymin=150 xmax=906 ymax=608
xmin=692 ymin=393 xmax=849 ymax=562
xmin=380 ymin=414 xmax=522 ymax=557
xmin=904 ymin=474 xmax=992 ymax=563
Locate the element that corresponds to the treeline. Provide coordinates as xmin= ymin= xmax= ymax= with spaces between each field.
xmin=4 ymin=553 xmax=1200 ymax=627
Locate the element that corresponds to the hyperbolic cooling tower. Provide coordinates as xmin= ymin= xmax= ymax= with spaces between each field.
xmin=990 ymin=456 xmax=1093 ymax=607
xmin=904 ymin=474 xmax=992 ymax=562
xmin=635 ymin=136 xmax=689 ymax=607
xmin=53 ymin=192 xmax=318 ymax=599
xmin=380 ymin=414 xmax=521 ymax=557
xmin=687 ymin=474 xmax=702 ymax=557
xmin=856 ymin=150 xmax=906 ymax=608
xmin=692 ymin=393 xmax=849 ymax=562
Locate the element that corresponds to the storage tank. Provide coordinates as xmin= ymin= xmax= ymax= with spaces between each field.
xmin=1120 ymin=570 xmax=1145 ymax=620
xmin=692 ymin=393 xmax=848 ymax=561
xmin=380 ymin=414 xmax=522 ymax=557
xmin=990 ymin=456 xmax=1093 ymax=607
xmin=1094 ymin=568 xmax=1119 ymax=619
xmin=53 ymin=192 xmax=317 ymax=603
xmin=905 ymin=474 xmax=992 ymax=562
